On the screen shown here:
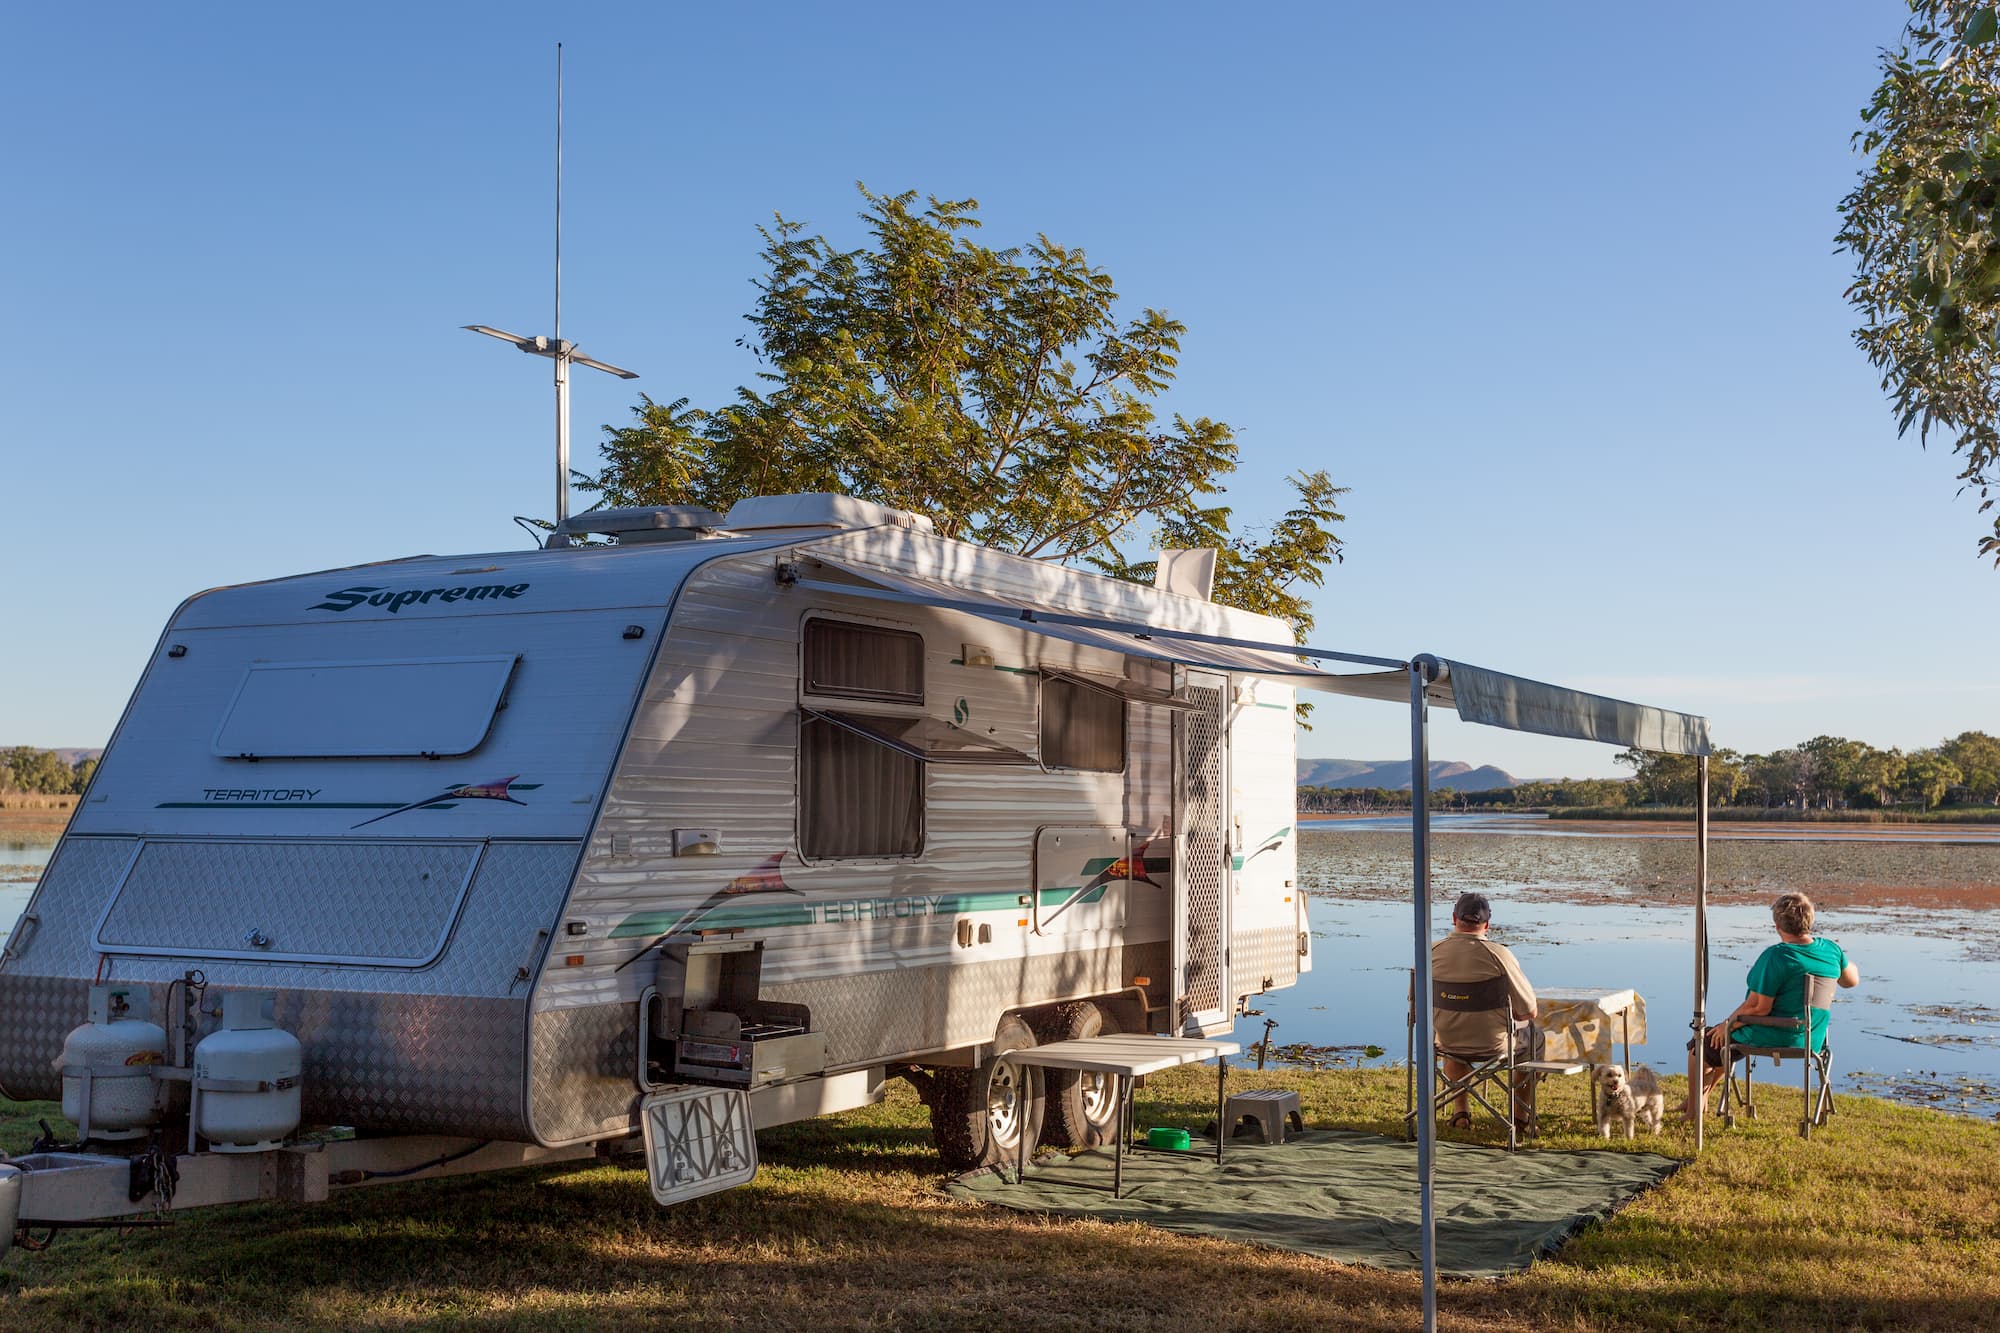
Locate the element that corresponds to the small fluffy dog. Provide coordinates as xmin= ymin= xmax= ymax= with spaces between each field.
xmin=1593 ymin=1063 xmax=1665 ymax=1139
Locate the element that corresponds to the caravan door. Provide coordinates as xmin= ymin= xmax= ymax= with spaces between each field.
xmin=1171 ymin=671 xmax=1231 ymax=1033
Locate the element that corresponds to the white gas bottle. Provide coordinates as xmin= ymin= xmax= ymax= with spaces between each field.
xmin=56 ymin=985 xmax=167 ymax=1140
xmin=193 ymin=991 xmax=302 ymax=1153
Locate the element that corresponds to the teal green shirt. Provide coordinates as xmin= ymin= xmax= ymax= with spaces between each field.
xmin=1733 ymin=937 xmax=1848 ymax=1051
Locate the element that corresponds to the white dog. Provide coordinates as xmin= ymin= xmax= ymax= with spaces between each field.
xmin=1593 ymin=1063 xmax=1664 ymax=1139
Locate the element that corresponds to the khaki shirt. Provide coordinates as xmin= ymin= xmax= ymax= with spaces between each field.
xmin=1431 ymin=931 xmax=1537 ymax=1058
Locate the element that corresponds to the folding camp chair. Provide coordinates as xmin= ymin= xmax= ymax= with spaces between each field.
xmin=1405 ymin=972 xmax=1578 ymax=1151
xmin=1715 ymin=973 xmax=1837 ymax=1139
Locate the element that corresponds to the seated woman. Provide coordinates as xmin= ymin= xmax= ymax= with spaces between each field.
xmin=1684 ymin=891 xmax=1860 ymax=1117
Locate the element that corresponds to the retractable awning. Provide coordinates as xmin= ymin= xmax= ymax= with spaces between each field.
xmin=792 ymin=555 xmax=1711 ymax=757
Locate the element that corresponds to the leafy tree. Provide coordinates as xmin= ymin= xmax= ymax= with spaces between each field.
xmin=1902 ymin=750 xmax=1965 ymax=808
xmin=1742 ymin=749 xmax=1810 ymax=809
xmin=1613 ymin=747 xmax=1742 ymax=806
xmin=1 ymin=746 xmax=80 ymax=796
xmin=589 ymin=187 xmax=1347 ymax=635
xmin=1854 ymin=745 xmax=1908 ymax=807
xmin=1941 ymin=729 xmax=2000 ymax=800
xmin=1800 ymin=735 xmax=1868 ymax=808
xmin=1839 ymin=0 xmax=2000 ymax=564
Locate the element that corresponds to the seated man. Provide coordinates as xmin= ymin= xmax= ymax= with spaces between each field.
xmin=1685 ymin=890 xmax=1859 ymax=1116
xmin=1432 ymin=891 xmax=1540 ymax=1130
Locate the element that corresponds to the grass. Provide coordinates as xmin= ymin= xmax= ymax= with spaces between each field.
xmin=6 ymin=1066 xmax=1999 ymax=1330
xmin=1548 ymin=805 xmax=2000 ymax=824
xmin=0 ymin=797 xmax=73 ymax=843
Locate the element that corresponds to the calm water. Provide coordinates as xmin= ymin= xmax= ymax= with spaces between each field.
xmin=1228 ymin=820 xmax=2000 ymax=1118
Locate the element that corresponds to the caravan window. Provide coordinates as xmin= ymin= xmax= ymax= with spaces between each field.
xmin=799 ymin=714 xmax=924 ymax=859
xmin=1041 ymin=675 xmax=1127 ymax=772
xmin=803 ymin=619 xmax=924 ymax=704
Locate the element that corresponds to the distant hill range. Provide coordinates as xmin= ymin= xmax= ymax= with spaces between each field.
xmin=6 ymin=748 xmax=104 ymax=766
xmin=1297 ymin=757 xmax=1521 ymax=793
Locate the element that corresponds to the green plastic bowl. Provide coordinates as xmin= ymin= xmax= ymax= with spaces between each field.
xmin=1147 ymin=1126 xmax=1192 ymax=1151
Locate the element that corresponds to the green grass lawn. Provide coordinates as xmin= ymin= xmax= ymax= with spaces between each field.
xmin=5 ymin=1067 xmax=1998 ymax=1331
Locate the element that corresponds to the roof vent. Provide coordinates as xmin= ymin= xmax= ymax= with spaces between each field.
xmin=722 ymin=493 xmax=934 ymax=534
xmin=550 ymin=506 xmax=727 ymax=547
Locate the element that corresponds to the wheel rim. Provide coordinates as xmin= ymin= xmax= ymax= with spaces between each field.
xmin=987 ymin=1059 xmax=1024 ymax=1148
xmin=1079 ymin=1071 xmax=1118 ymax=1128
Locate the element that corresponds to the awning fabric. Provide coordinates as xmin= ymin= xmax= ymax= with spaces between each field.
xmin=793 ymin=556 xmax=1711 ymax=757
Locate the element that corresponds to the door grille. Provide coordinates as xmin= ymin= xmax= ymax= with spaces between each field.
xmin=1177 ymin=685 xmax=1225 ymax=1022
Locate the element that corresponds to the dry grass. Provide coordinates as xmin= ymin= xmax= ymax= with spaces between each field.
xmin=0 ymin=797 xmax=74 ymax=843
xmin=3 ymin=1066 xmax=1998 ymax=1330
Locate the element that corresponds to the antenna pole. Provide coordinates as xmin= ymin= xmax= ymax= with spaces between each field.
xmin=553 ymin=41 xmax=569 ymax=525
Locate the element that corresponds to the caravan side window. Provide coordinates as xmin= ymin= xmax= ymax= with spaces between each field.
xmin=803 ymin=619 xmax=924 ymax=704
xmin=800 ymin=716 xmax=924 ymax=858
xmin=1041 ymin=676 xmax=1127 ymax=773
xmin=799 ymin=617 xmax=926 ymax=859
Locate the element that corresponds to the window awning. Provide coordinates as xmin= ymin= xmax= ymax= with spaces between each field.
xmin=793 ymin=555 xmax=1711 ymax=757
xmin=804 ymin=708 xmax=1037 ymax=766
xmin=1041 ymin=666 xmax=1204 ymax=712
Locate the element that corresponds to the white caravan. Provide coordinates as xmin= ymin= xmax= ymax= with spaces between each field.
xmin=0 ymin=493 xmax=1314 ymax=1243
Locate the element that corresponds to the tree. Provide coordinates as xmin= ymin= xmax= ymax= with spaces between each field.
xmin=588 ymin=187 xmax=1346 ymax=636
xmin=1941 ymin=729 xmax=2000 ymax=800
xmin=1613 ymin=747 xmax=1741 ymax=806
xmin=1839 ymin=1 xmax=2000 ymax=564
xmin=1800 ymin=735 xmax=1867 ymax=808
xmin=1902 ymin=750 xmax=1965 ymax=808
xmin=1854 ymin=745 xmax=1907 ymax=807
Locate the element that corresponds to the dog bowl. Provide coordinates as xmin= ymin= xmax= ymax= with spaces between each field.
xmin=1147 ymin=1127 xmax=1192 ymax=1151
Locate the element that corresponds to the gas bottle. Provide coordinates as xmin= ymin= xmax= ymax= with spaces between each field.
xmin=193 ymin=991 xmax=303 ymax=1153
xmin=55 ymin=985 xmax=166 ymax=1140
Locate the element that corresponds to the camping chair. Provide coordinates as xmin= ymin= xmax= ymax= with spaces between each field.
xmin=1404 ymin=972 xmax=1577 ymax=1151
xmin=1715 ymin=973 xmax=1837 ymax=1139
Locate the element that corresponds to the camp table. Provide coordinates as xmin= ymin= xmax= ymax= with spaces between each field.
xmin=1535 ymin=987 xmax=1647 ymax=1119
xmin=1007 ymin=1035 xmax=1241 ymax=1198
xmin=1534 ymin=987 xmax=1645 ymax=1071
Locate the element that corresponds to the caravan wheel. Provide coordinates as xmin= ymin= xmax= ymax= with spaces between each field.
xmin=930 ymin=1014 xmax=1044 ymax=1172
xmin=1037 ymin=1001 xmax=1119 ymax=1150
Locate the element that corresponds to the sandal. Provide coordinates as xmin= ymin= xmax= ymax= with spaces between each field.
xmin=1447 ymin=1111 xmax=1473 ymax=1131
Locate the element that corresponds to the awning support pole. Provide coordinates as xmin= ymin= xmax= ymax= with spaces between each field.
xmin=1409 ymin=656 xmax=1439 ymax=1333
xmin=1693 ymin=754 xmax=1710 ymax=1152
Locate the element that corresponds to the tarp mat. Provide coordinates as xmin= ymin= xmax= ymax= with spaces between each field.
xmin=946 ymin=1129 xmax=1679 ymax=1278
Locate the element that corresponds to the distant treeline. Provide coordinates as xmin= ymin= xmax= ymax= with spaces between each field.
xmin=1300 ymin=732 xmax=2000 ymax=816
xmin=1 ymin=747 xmax=98 ymax=796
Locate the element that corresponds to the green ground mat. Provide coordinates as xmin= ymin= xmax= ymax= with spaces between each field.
xmin=947 ymin=1129 xmax=1679 ymax=1278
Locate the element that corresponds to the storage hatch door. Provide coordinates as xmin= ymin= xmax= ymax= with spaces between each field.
xmin=93 ymin=839 xmax=484 ymax=967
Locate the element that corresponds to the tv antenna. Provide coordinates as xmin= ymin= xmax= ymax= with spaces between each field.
xmin=465 ymin=42 xmax=637 ymax=531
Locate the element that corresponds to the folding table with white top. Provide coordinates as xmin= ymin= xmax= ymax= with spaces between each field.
xmin=1005 ymin=1035 xmax=1240 ymax=1198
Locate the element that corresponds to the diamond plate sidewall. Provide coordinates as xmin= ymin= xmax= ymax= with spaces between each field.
xmin=0 ymin=839 xmax=579 ymax=1138
xmin=530 ymin=1003 xmax=639 ymax=1145
xmin=1229 ymin=926 xmax=1301 ymax=999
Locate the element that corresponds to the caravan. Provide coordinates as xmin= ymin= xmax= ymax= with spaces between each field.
xmin=0 ymin=492 xmax=1315 ymax=1240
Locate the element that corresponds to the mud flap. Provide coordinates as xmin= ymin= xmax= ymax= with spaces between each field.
xmin=639 ymin=1086 xmax=757 ymax=1206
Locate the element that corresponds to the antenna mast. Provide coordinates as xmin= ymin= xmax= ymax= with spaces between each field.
xmin=463 ymin=41 xmax=637 ymax=539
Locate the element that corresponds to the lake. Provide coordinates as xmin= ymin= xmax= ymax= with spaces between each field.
xmin=1229 ymin=817 xmax=2000 ymax=1119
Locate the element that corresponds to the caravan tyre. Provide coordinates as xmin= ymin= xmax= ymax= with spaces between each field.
xmin=930 ymin=1013 xmax=1044 ymax=1172
xmin=1036 ymin=1001 xmax=1119 ymax=1150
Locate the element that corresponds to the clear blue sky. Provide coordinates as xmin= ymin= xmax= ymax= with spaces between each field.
xmin=5 ymin=3 xmax=1993 ymax=778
